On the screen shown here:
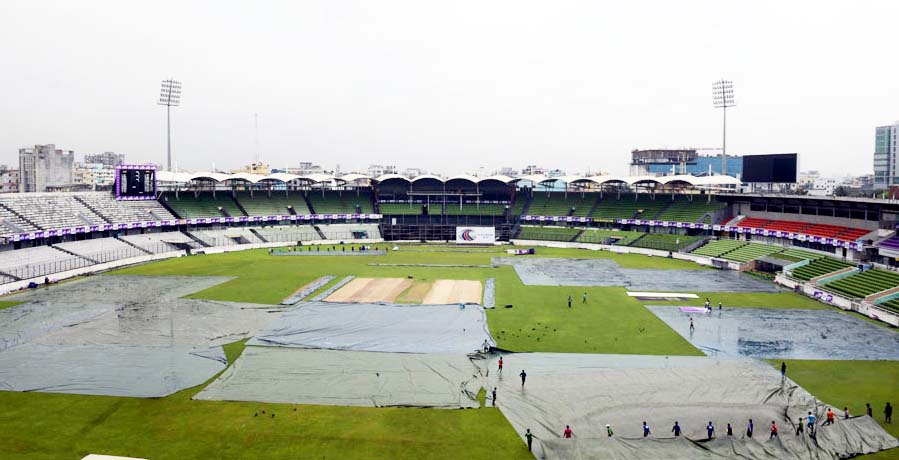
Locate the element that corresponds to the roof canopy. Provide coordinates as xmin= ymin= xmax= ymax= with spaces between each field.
xmin=155 ymin=171 xmax=742 ymax=187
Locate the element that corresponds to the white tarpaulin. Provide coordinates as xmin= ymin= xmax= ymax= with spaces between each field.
xmin=248 ymin=301 xmax=496 ymax=354
xmin=195 ymin=347 xmax=483 ymax=408
xmin=486 ymin=353 xmax=897 ymax=460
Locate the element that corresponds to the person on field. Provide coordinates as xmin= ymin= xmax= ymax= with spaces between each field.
xmin=524 ymin=429 xmax=534 ymax=451
xmin=582 ymin=291 xmax=587 ymax=304
xmin=781 ymin=362 xmax=787 ymax=382
xmin=491 ymin=387 xmax=497 ymax=406
xmin=770 ymin=421 xmax=778 ymax=439
xmin=689 ymin=317 xmax=695 ymax=333
xmin=706 ymin=421 xmax=715 ymax=440
xmin=567 ymin=295 xmax=572 ymax=309
xmin=844 ymin=407 xmax=851 ymax=419
xmin=642 ymin=421 xmax=651 ymax=437
xmin=498 ymin=356 xmax=503 ymax=376
xmin=520 ymin=369 xmax=527 ymax=388
xmin=867 ymin=403 xmax=873 ymax=418
xmin=795 ymin=417 xmax=804 ymax=435
xmin=807 ymin=411 xmax=816 ymax=432
xmin=482 ymin=340 xmax=490 ymax=353
xmin=563 ymin=425 xmax=573 ymax=438
xmin=885 ymin=402 xmax=893 ymax=423
xmin=606 ymin=424 xmax=613 ymax=437
xmin=746 ymin=419 xmax=754 ymax=438
xmin=726 ymin=423 xmax=733 ymax=436
xmin=671 ymin=421 xmax=681 ymax=437
xmin=823 ymin=408 xmax=835 ymax=426
xmin=718 ymin=301 xmax=722 ymax=311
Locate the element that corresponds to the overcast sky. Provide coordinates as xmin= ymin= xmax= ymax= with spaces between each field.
xmin=2 ymin=1 xmax=897 ymax=176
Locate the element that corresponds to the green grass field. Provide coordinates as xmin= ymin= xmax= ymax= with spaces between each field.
xmin=0 ymin=245 xmax=895 ymax=459
xmin=0 ymin=301 xmax=22 ymax=311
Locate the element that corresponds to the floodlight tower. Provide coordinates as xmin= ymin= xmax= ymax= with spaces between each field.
xmin=158 ymin=79 xmax=182 ymax=171
xmin=712 ymin=80 xmax=735 ymax=175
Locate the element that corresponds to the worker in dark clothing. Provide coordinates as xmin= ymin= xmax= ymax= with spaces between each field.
xmin=866 ymin=403 xmax=873 ymax=418
xmin=567 ymin=295 xmax=572 ymax=309
xmin=796 ymin=417 xmax=804 ymax=435
xmin=671 ymin=421 xmax=681 ymax=437
xmin=689 ymin=317 xmax=695 ymax=333
xmin=706 ymin=421 xmax=715 ymax=440
xmin=524 ymin=429 xmax=534 ymax=451
xmin=642 ymin=421 xmax=651 ymax=437
xmin=781 ymin=362 xmax=787 ymax=382
xmin=886 ymin=402 xmax=893 ymax=423
xmin=519 ymin=369 xmax=527 ymax=388
xmin=491 ymin=387 xmax=497 ymax=406
xmin=726 ymin=423 xmax=733 ymax=436
xmin=747 ymin=419 xmax=754 ymax=438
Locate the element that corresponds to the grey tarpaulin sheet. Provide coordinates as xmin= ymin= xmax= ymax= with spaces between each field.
xmin=0 ymin=276 xmax=277 ymax=397
xmin=195 ymin=347 xmax=483 ymax=408
xmin=280 ymin=275 xmax=335 ymax=305
xmin=248 ymin=301 xmax=496 ymax=354
xmin=483 ymin=278 xmax=496 ymax=309
xmin=648 ymin=307 xmax=899 ymax=360
xmin=309 ymin=275 xmax=355 ymax=301
xmin=487 ymin=353 xmax=897 ymax=460
xmin=494 ymin=257 xmax=779 ymax=292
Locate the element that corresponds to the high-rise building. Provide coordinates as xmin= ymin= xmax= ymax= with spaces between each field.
xmin=18 ymin=144 xmax=74 ymax=192
xmin=0 ymin=165 xmax=18 ymax=193
xmin=874 ymin=123 xmax=898 ymax=190
xmin=83 ymin=151 xmax=125 ymax=167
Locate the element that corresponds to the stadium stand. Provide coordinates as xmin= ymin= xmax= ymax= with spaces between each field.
xmin=54 ymin=238 xmax=148 ymax=263
xmin=592 ymin=195 xmax=669 ymax=220
xmin=527 ymin=192 xmax=595 ymax=217
xmin=690 ymin=239 xmax=747 ymax=258
xmin=790 ymin=258 xmax=854 ymax=281
xmin=0 ymin=206 xmax=39 ymax=234
xmin=877 ymin=298 xmax=899 ymax=314
xmin=161 ymin=192 xmax=245 ymax=218
xmin=75 ymin=192 xmax=175 ymax=222
xmin=0 ymin=245 xmax=82 ymax=281
xmin=654 ymin=196 xmax=727 ymax=223
xmin=188 ymin=228 xmax=265 ymax=246
xmin=779 ymin=248 xmax=827 ymax=261
xmin=251 ymin=225 xmax=321 ymax=243
xmin=378 ymin=202 xmax=423 ymax=215
xmin=879 ymin=235 xmax=899 ymax=249
xmin=517 ymin=226 xmax=581 ymax=242
xmin=719 ymin=242 xmax=785 ymax=263
xmin=442 ymin=202 xmax=507 ymax=216
xmin=235 ymin=192 xmax=312 ymax=216
xmin=118 ymin=231 xmax=190 ymax=253
xmin=824 ymin=269 xmax=899 ymax=299
xmin=736 ymin=217 xmax=869 ymax=241
xmin=0 ymin=193 xmax=106 ymax=229
xmin=575 ymin=229 xmax=643 ymax=245
xmin=510 ymin=195 xmax=529 ymax=217
xmin=306 ymin=190 xmax=374 ymax=214
xmin=629 ymin=233 xmax=705 ymax=252
xmin=317 ymin=224 xmax=381 ymax=240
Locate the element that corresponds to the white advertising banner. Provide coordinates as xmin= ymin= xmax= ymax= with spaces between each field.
xmin=455 ymin=226 xmax=495 ymax=244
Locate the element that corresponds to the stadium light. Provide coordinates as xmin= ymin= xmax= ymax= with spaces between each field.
xmin=157 ymin=79 xmax=182 ymax=172
xmin=712 ymin=80 xmax=735 ymax=175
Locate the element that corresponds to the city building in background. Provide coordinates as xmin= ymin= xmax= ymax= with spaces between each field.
xmin=632 ymin=149 xmax=743 ymax=177
xmin=18 ymin=144 xmax=74 ymax=192
xmin=83 ymin=151 xmax=125 ymax=167
xmin=368 ymin=164 xmax=397 ymax=177
xmin=798 ymin=170 xmax=836 ymax=196
xmin=74 ymin=162 xmax=116 ymax=191
xmin=873 ymin=122 xmax=898 ymax=190
xmin=0 ymin=166 xmax=18 ymax=193
xmin=230 ymin=162 xmax=270 ymax=175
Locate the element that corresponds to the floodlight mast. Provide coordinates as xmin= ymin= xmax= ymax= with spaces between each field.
xmin=157 ymin=79 xmax=182 ymax=172
xmin=712 ymin=80 xmax=735 ymax=175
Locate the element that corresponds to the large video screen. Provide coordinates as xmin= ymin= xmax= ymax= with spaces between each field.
xmin=115 ymin=164 xmax=157 ymax=201
xmin=741 ymin=153 xmax=798 ymax=183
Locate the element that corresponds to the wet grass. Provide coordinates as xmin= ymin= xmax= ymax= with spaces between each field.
xmin=0 ymin=300 xmax=22 ymax=311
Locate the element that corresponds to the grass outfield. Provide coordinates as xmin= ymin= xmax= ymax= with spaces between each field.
xmin=0 ymin=245 xmax=895 ymax=459
xmin=0 ymin=301 xmax=22 ymax=311
xmin=771 ymin=360 xmax=899 ymax=460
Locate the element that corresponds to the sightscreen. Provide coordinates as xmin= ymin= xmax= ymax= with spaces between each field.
xmin=741 ymin=153 xmax=798 ymax=183
xmin=115 ymin=164 xmax=157 ymax=201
